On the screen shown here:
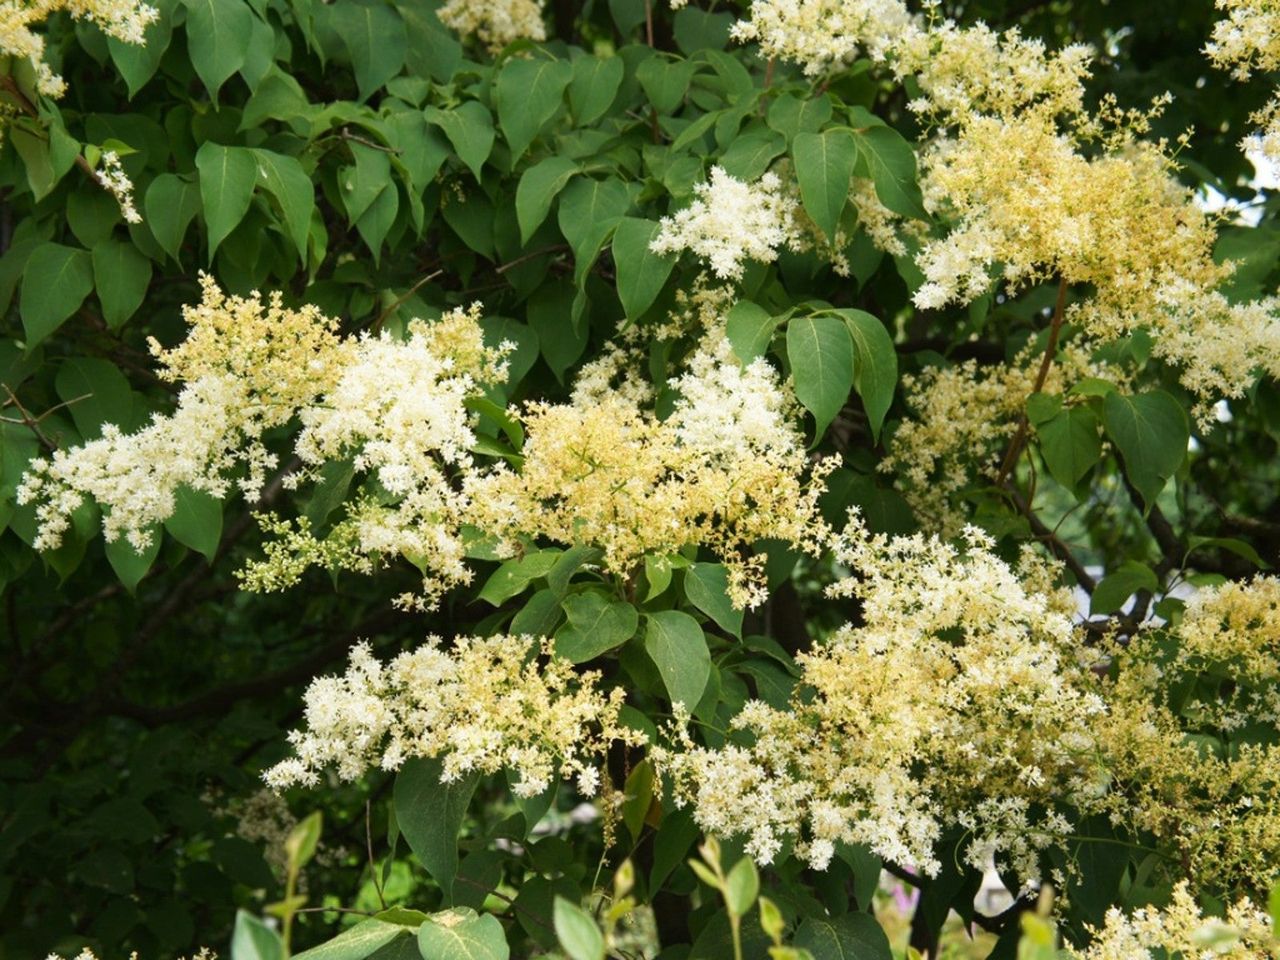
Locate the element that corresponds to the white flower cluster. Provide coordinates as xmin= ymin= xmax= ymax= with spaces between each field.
xmin=667 ymin=333 xmax=799 ymax=461
xmin=1208 ymin=0 xmax=1280 ymax=159
xmin=93 ymin=150 xmax=141 ymax=224
xmin=436 ymin=0 xmax=545 ymax=52
xmin=658 ymin=517 xmax=1105 ymax=884
xmin=19 ymin=279 xmax=506 ymax=609
xmin=1068 ymin=882 xmax=1276 ymax=960
xmin=1 ymin=0 xmax=157 ymax=98
xmin=18 ymin=273 xmax=343 ymax=552
xmin=725 ymin=0 xmax=917 ymax=76
xmin=650 ymin=167 xmax=804 ymax=281
xmin=264 ymin=636 xmax=642 ymax=799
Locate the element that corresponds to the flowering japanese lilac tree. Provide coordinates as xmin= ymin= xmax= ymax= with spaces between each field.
xmin=3 ymin=0 xmax=1280 ymax=958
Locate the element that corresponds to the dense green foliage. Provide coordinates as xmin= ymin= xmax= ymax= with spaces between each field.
xmin=2 ymin=1 xmax=1280 ymax=959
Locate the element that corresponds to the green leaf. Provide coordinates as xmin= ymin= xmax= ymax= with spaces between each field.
xmin=1185 ymin=535 xmax=1269 ymax=569
xmin=92 ymin=240 xmax=152 ymax=328
xmin=393 ymin=757 xmax=479 ymax=903
xmin=724 ymin=858 xmax=760 ymax=917
xmin=557 ymin=177 xmax=633 ymax=287
xmin=767 ymin=94 xmax=832 ymax=144
xmin=478 ymin=550 xmax=561 ymax=605
xmin=181 ymin=0 xmax=253 ymax=99
xmin=231 ymin=910 xmax=285 ymax=960
xmin=553 ymin=898 xmax=604 ymax=960
xmin=643 ymin=610 xmax=711 ymax=710
xmin=836 ymin=308 xmax=897 ymax=441
xmin=384 ymin=110 xmax=449 ymax=192
xmin=718 ymin=130 xmax=786 ymax=182
xmin=291 ymin=919 xmax=412 ymax=960
xmin=683 ymin=562 xmax=743 ymax=638
xmin=417 ymin=909 xmax=509 ymax=960
xmin=851 ymin=125 xmax=926 ymax=220
xmin=164 ymin=486 xmax=223 ymax=563
xmin=1037 ymin=406 xmax=1101 ymax=489
xmin=613 ymin=218 xmax=674 ymax=319
xmin=10 ymin=120 xmax=61 ymax=201
xmin=339 ymin=142 xmax=392 ymax=226
xmin=724 ymin=301 xmax=777 ymax=363
xmin=1090 ymin=561 xmax=1158 ymax=617
xmin=334 ymin=0 xmax=407 ymax=101
xmin=105 ymin=527 xmax=162 ymax=592
xmin=794 ymin=913 xmax=893 ymax=960
xmin=1026 ymin=392 xmax=1063 ymax=425
xmin=108 ymin=0 xmax=174 ymax=97
xmin=636 ymin=57 xmax=698 ymax=113
xmin=496 ymin=57 xmax=572 ymax=161
xmin=621 ymin=759 xmax=654 ymax=843
xmin=553 ymin=592 xmax=638 ymax=663
xmin=836 ymin=843 xmax=882 ymax=909
xmin=145 ymin=174 xmax=202 ymax=262
xmin=515 ymin=158 xmax=578 ymax=244
xmin=1102 ymin=390 xmax=1189 ymax=508
xmin=195 ymin=143 xmax=257 ymax=260
xmin=793 ymin=130 xmax=857 ymax=243
xmin=569 ymin=55 xmax=624 ymax=125
xmin=426 ymin=102 xmax=495 ymax=181
xmin=241 ymin=70 xmax=314 ymax=131
xmin=510 ymin=588 xmax=564 ymax=636
xmin=285 ymin=810 xmax=323 ymax=870
xmin=20 ymin=243 xmax=94 ymax=348
xmin=252 ymin=149 xmax=315 ymax=261
xmin=786 ymin=314 xmax=854 ymax=439
xmin=528 ymin=280 xmax=588 ymax=382
xmin=55 ymin=356 xmax=135 ymax=438
xmin=355 ymin=185 xmax=399 ymax=261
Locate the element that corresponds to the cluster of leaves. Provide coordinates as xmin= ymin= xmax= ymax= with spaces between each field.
xmin=2 ymin=0 xmax=1280 ymax=958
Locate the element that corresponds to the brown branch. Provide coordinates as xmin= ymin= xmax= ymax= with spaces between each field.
xmin=371 ymin=269 xmax=444 ymax=334
xmin=495 ymin=244 xmax=569 ymax=275
xmin=1008 ymin=489 xmax=1097 ymax=592
xmin=995 ymin=277 xmax=1069 ymax=486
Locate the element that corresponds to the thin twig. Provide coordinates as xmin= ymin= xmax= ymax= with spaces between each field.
xmin=2 ymin=384 xmax=55 ymax=451
xmin=371 ymin=270 xmax=444 ymax=333
xmin=367 ymin=800 xmax=388 ymax=910
xmin=995 ymin=277 xmax=1069 ymax=486
xmin=495 ymin=244 xmax=569 ymax=275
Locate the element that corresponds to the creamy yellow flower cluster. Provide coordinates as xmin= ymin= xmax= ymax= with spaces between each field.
xmin=1097 ymin=577 xmax=1280 ymax=897
xmin=881 ymin=343 xmax=1117 ymax=536
xmin=1068 ymin=881 xmax=1276 ymax=960
xmin=1 ymin=0 xmax=156 ymax=99
xmin=718 ymin=1 xmax=1280 ymax=408
xmin=19 ymin=277 xmax=508 ymax=609
xmin=660 ymin=523 xmax=1280 ymax=895
xmin=21 ymin=279 xmax=837 ymax=611
xmin=467 ymin=330 xmax=833 ymax=609
xmin=1208 ymin=0 xmax=1280 ymax=161
xmin=435 ymin=0 xmax=545 ymax=51
xmin=264 ymin=636 xmax=643 ymax=799
xmin=658 ymin=516 xmax=1106 ymax=884
xmin=20 ymin=275 xmax=343 ymax=553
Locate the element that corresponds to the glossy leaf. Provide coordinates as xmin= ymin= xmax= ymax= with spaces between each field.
xmin=613 ymin=217 xmax=674 ymax=319
xmin=643 ymin=610 xmax=711 ymax=710
xmin=786 ymin=314 xmax=854 ymax=439
xmin=20 ymin=243 xmax=94 ymax=348
xmin=793 ymin=130 xmax=857 ymax=243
